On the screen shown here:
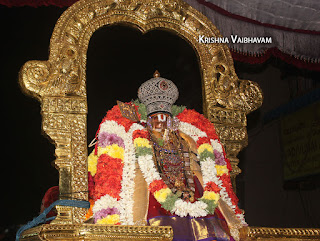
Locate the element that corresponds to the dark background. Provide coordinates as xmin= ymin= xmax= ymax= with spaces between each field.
xmin=1 ymin=4 xmax=319 ymax=236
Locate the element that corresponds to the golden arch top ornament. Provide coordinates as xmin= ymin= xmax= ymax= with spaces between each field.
xmin=20 ymin=0 xmax=263 ymax=227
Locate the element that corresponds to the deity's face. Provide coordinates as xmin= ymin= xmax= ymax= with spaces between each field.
xmin=149 ymin=113 xmax=170 ymax=132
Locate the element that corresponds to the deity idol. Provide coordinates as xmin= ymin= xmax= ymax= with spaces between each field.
xmin=86 ymin=71 xmax=246 ymax=241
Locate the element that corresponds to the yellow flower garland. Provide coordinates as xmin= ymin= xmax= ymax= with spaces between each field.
xmin=134 ymin=137 xmax=152 ymax=148
xmin=202 ymin=191 xmax=219 ymax=201
xmin=88 ymin=151 xmax=98 ymax=176
xmin=198 ymin=143 xmax=213 ymax=154
xmin=215 ymin=165 xmax=229 ymax=176
xmin=98 ymin=144 xmax=124 ymax=160
xmin=96 ymin=214 xmax=120 ymax=225
xmin=154 ymin=188 xmax=172 ymax=203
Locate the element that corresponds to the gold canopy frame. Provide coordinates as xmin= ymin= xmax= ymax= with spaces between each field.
xmin=19 ymin=0 xmax=320 ymax=240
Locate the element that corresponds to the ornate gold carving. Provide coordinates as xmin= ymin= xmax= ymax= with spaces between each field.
xmin=20 ymin=224 xmax=173 ymax=241
xmin=41 ymin=98 xmax=88 ymax=224
xmin=240 ymin=227 xmax=320 ymax=241
xmin=42 ymin=96 xmax=87 ymax=113
xmin=19 ymin=0 xmax=263 ymax=225
xmin=215 ymin=125 xmax=247 ymax=142
xmin=21 ymin=225 xmax=320 ymax=241
xmin=20 ymin=225 xmax=320 ymax=241
xmin=19 ymin=60 xmax=50 ymax=100
xmin=209 ymin=108 xmax=247 ymax=126
xmin=209 ymin=61 xmax=263 ymax=114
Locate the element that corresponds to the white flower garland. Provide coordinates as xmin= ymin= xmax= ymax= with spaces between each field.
xmin=94 ymin=119 xmax=247 ymax=225
xmin=173 ymin=199 xmax=208 ymax=217
xmin=179 ymin=123 xmax=246 ymax=224
xmin=211 ymin=139 xmax=223 ymax=153
xmin=118 ymin=130 xmax=136 ymax=225
xmin=137 ymin=151 xmax=210 ymax=217
xmin=93 ymin=194 xmax=119 ymax=214
xmin=211 ymin=141 xmax=246 ymax=225
xmin=99 ymin=120 xmax=127 ymax=138
xmin=137 ymin=154 xmax=161 ymax=184
xmin=93 ymin=120 xmax=136 ymax=225
xmin=179 ymin=122 xmax=207 ymax=140
xmin=135 ymin=121 xmax=221 ymax=218
xmin=201 ymin=157 xmax=219 ymax=184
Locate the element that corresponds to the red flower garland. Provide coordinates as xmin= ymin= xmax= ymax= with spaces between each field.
xmin=94 ymin=154 xmax=124 ymax=200
xmin=149 ymin=179 xmax=167 ymax=194
xmin=176 ymin=109 xmax=218 ymax=140
xmin=220 ymin=174 xmax=241 ymax=214
xmin=204 ymin=181 xmax=221 ymax=193
xmin=94 ymin=103 xmax=138 ymax=155
xmin=197 ymin=136 xmax=212 ymax=148
xmin=177 ymin=108 xmax=242 ymax=216
xmin=132 ymin=129 xmax=149 ymax=140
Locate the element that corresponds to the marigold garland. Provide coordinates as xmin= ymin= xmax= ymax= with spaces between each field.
xmin=204 ymin=181 xmax=221 ymax=193
xmin=88 ymin=151 xmax=98 ymax=176
xmin=97 ymin=144 xmax=124 ymax=160
xmin=85 ymin=199 xmax=95 ymax=220
xmin=96 ymin=214 xmax=120 ymax=225
xmin=132 ymin=129 xmax=149 ymax=140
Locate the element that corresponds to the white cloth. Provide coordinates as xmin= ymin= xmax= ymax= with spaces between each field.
xmin=204 ymin=0 xmax=320 ymax=31
xmin=183 ymin=0 xmax=320 ymax=62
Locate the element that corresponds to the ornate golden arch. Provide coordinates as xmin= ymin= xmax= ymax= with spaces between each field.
xmin=19 ymin=0 xmax=320 ymax=240
xmin=20 ymin=0 xmax=263 ymax=226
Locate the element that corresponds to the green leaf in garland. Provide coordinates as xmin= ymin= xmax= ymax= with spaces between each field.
xmin=135 ymin=146 xmax=153 ymax=157
xmin=133 ymin=99 xmax=185 ymax=119
xmin=171 ymin=105 xmax=186 ymax=117
xmin=199 ymin=149 xmax=215 ymax=162
xmin=200 ymin=198 xmax=218 ymax=214
xmin=133 ymin=99 xmax=147 ymax=121
xmin=161 ymin=193 xmax=179 ymax=211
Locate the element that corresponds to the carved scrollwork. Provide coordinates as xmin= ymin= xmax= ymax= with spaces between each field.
xmin=20 ymin=46 xmax=82 ymax=98
xmin=210 ymin=62 xmax=263 ymax=114
xmin=19 ymin=60 xmax=50 ymax=99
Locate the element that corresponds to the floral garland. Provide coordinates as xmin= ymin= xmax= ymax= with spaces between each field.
xmin=133 ymin=108 xmax=245 ymax=223
xmin=177 ymin=109 xmax=246 ymax=224
xmin=134 ymin=123 xmax=222 ymax=217
xmin=87 ymin=106 xmax=137 ymax=225
xmin=87 ymin=103 xmax=246 ymax=225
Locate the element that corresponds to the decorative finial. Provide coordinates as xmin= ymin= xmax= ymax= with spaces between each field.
xmin=153 ymin=70 xmax=160 ymax=77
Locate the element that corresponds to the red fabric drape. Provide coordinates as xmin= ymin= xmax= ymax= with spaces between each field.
xmin=40 ymin=186 xmax=59 ymax=218
xmin=231 ymin=47 xmax=320 ymax=72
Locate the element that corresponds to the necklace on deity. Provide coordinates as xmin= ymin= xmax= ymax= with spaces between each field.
xmin=148 ymin=128 xmax=196 ymax=202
